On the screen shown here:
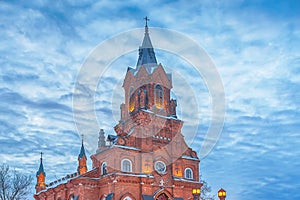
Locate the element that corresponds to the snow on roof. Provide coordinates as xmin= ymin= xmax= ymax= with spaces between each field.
xmin=115 ymin=172 xmax=154 ymax=178
xmin=181 ymin=155 xmax=199 ymax=161
xmin=173 ymin=177 xmax=201 ymax=183
xmin=114 ymin=145 xmax=141 ymax=151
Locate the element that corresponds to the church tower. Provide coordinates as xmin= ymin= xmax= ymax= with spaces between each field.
xmin=34 ymin=18 xmax=202 ymax=200
xmin=77 ymin=137 xmax=87 ymax=175
xmin=92 ymin=17 xmax=202 ymax=199
xmin=35 ymin=152 xmax=46 ymax=193
xmin=119 ymin=17 xmax=176 ymax=123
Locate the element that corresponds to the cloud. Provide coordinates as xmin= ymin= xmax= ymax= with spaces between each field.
xmin=0 ymin=0 xmax=300 ymax=199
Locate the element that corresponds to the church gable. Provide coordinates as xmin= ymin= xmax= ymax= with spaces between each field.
xmin=152 ymin=64 xmax=172 ymax=89
xmin=123 ymin=68 xmax=135 ymax=89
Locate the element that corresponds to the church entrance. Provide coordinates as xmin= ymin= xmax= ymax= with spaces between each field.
xmin=155 ymin=193 xmax=170 ymax=200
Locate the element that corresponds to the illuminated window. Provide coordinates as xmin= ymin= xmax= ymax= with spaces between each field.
xmin=129 ymin=95 xmax=135 ymax=112
xmin=174 ymin=164 xmax=182 ymax=176
xmin=185 ymin=168 xmax=193 ymax=179
xmin=129 ymin=87 xmax=135 ymax=112
xmin=123 ymin=197 xmax=133 ymax=200
xmin=155 ymin=84 xmax=163 ymax=108
xmin=121 ymin=159 xmax=132 ymax=172
xmin=101 ymin=162 xmax=107 ymax=175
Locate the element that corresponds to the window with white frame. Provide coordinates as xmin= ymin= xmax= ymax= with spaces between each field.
xmin=185 ymin=168 xmax=193 ymax=179
xmin=121 ymin=159 xmax=132 ymax=172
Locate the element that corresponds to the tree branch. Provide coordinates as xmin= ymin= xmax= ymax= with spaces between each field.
xmin=0 ymin=164 xmax=32 ymax=200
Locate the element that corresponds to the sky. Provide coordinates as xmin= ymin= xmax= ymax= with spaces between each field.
xmin=0 ymin=0 xmax=300 ymax=199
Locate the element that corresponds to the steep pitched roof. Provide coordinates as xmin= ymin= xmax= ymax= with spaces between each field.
xmin=78 ymin=141 xmax=86 ymax=159
xmin=136 ymin=23 xmax=157 ymax=69
xmin=125 ymin=22 xmax=172 ymax=86
xmin=36 ymin=155 xmax=46 ymax=176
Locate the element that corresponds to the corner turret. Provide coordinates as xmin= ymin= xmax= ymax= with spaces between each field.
xmin=77 ymin=136 xmax=87 ymax=175
xmin=36 ymin=152 xmax=46 ymax=193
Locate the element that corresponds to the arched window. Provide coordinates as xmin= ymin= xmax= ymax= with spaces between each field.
xmin=155 ymin=84 xmax=163 ymax=109
xmin=69 ymin=195 xmax=79 ymax=200
xmin=68 ymin=195 xmax=74 ymax=200
xmin=128 ymin=87 xmax=135 ymax=112
xmin=121 ymin=159 xmax=132 ymax=172
xmin=184 ymin=168 xmax=193 ymax=179
xmin=129 ymin=95 xmax=135 ymax=112
xmin=123 ymin=197 xmax=133 ymax=200
xmin=101 ymin=162 xmax=107 ymax=175
xmin=156 ymin=193 xmax=170 ymax=200
xmin=129 ymin=87 xmax=134 ymax=95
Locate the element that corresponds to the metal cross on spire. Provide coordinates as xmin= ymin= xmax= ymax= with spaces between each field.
xmin=144 ymin=16 xmax=150 ymax=27
xmin=144 ymin=16 xmax=150 ymax=34
xmin=81 ymin=134 xmax=84 ymax=144
xmin=40 ymin=152 xmax=43 ymax=159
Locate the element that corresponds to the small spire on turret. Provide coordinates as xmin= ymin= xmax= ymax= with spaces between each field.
xmin=78 ymin=135 xmax=87 ymax=175
xmin=78 ymin=134 xmax=86 ymax=159
xmin=37 ymin=152 xmax=45 ymax=175
xmin=36 ymin=152 xmax=46 ymax=193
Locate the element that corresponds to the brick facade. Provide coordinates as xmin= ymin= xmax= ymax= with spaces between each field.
xmin=34 ymin=23 xmax=202 ymax=200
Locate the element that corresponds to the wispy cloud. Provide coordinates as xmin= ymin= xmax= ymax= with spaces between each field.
xmin=0 ymin=0 xmax=299 ymax=199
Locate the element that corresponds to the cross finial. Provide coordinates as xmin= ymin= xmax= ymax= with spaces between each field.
xmin=143 ymin=16 xmax=150 ymax=34
xmin=144 ymin=16 xmax=150 ymax=27
xmin=81 ymin=134 xmax=84 ymax=144
xmin=40 ymin=152 xmax=43 ymax=160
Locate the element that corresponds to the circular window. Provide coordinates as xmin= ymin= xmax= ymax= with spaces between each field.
xmin=154 ymin=161 xmax=166 ymax=174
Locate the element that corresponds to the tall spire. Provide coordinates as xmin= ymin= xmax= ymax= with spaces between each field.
xmin=136 ymin=16 xmax=157 ymax=68
xmin=36 ymin=152 xmax=45 ymax=176
xmin=79 ymin=134 xmax=86 ymax=159
xmin=144 ymin=16 xmax=149 ymax=34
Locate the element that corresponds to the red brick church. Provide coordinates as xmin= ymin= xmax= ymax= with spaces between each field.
xmin=34 ymin=19 xmax=207 ymax=200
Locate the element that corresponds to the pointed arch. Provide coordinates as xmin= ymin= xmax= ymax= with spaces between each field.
xmin=129 ymin=87 xmax=135 ymax=112
xmin=101 ymin=162 xmax=107 ymax=175
xmin=129 ymin=87 xmax=134 ymax=96
xmin=156 ymin=193 xmax=170 ymax=200
xmin=154 ymin=189 xmax=172 ymax=200
xmin=120 ymin=193 xmax=136 ymax=200
xmin=155 ymin=84 xmax=164 ymax=109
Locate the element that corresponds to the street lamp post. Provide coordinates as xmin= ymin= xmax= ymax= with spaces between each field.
xmin=218 ymin=188 xmax=226 ymax=200
xmin=192 ymin=188 xmax=201 ymax=200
